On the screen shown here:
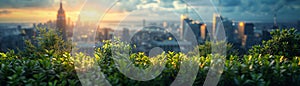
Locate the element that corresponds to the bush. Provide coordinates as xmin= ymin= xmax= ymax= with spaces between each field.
xmin=0 ymin=28 xmax=299 ymax=85
xmin=249 ymin=28 xmax=300 ymax=58
xmin=0 ymin=51 xmax=79 ymax=86
xmin=1 ymin=42 xmax=300 ymax=85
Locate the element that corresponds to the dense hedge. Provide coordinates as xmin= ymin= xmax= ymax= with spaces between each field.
xmin=0 ymin=51 xmax=79 ymax=86
xmin=0 ymin=28 xmax=299 ymax=85
xmin=1 ymin=42 xmax=300 ymax=86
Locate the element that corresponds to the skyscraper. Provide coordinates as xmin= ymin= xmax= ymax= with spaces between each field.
xmin=201 ymin=24 xmax=207 ymax=41
xmin=212 ymin=13 xmax=222 ymax=38
xmin=181 ymin=17 xmax=206 ymax=44
xmin=238 ymin=22 xmax=245 ymax=40
xmin=180 ymin=14 xmax=188 ymax=39
xmin=57 ymin=1 xmax=67 ymax=40
xmin=97 ymin=28 xmax=114 ymax=41
xmin=244 ymin=23 xmax=254 ymax=35
xmin=238 ymin=22 xmax=256 ymax=49
xmin=122 ymin=28 xmax=130 ymax=42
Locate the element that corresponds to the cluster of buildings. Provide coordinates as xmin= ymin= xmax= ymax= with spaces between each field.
xmin=0 ymin=25 xmax=35 ymax=52
xmin=0 ymin=1 xmax=73 ymax=52
xmin=109 ymin=13 xmax=297 ymax=54
xmin=1 ymin=1 xmax=300 ymax=55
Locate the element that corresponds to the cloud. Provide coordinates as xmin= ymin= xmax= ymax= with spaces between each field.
xmin=158 ymin=0 xmax=174 ymax=8
xmin=0 ymin=0 xmax=85 ymax=10
xmin=0 ymin=0 xmax=299 ymax=22
xmin=219 ymin=0 xmax=241 ymax=6
xmin=218 ymin=0 xmax=300 ymax=14
xmin=0 ymin=0 xmax=55 ymax=8
xmin=218 ymin=0 xmax=300 ymax=21
xmin=0 ymin=10 xmax=12 ymax=15
xmin=115 ymin=0 xmax=141 ymax=12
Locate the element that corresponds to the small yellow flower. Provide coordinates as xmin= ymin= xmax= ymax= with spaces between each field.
xmin=280 ymin=56 xmax=284 ymax=63
xmin=249 ymin=64 xmax=253 ymax=70
xmin=200 ymin=64 xmax=205 ymax=68
xmin=248 ymin=56 xmax=252 ymax=61
xmin=259 ymin=61 xmax=262 ymax=66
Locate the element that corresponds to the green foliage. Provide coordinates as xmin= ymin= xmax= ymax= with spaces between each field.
xmin=19 ymin=28 xmax=72 ymax=58
xmin=196 ymin=41 xmax=238 ymax=58
xmin=1 ymin=28 xmax=300 ymax=85
xmin=249 ymin=28 xmax=300 ymax=58
xmin=0 ymin=27 xmax=78 ymax=85
xmin=0 ymin=51 xmax=79 ymax=86
xmin=90 ymin=41 xmax=300 ymax=86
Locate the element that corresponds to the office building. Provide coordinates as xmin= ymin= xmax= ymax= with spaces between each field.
xmin=122 ymin=28 xmax=130 ymax=42
xmin=57 ymin=1 xmax=67 ymax=40
xmin=97 ymin=28 xmax=114 ymax=42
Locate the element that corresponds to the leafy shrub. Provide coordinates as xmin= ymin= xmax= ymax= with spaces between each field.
xmin=0 ymin=28 xmax=299 ymax=86
xmin=0 ymin=51 xmax=79 ymax=86
xmin=91 ymin=41 xmax=300 ymax=86
xmin=249 ymin=28 xmax=300 ymax=58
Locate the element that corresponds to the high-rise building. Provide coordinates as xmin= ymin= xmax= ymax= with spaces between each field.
xmin=271 ymin=14 xmax=279 ymax=30
xmin=212 ymin=13 xmax=222 ymax=38
xmin=239 ymin=22 xmax=254 ymax=36
xmin=245 ymin=23 xmax=254 ymax=35
xmin=181 ymin=17 xmax=207 ymax=44
xmin=97 ymin=28 xmax=114 ymax=41
xmin=222 ymin=18 xmax=235 ymax=43
xmin=180 ymin=14 xmax=188 ymax=39
xmin=238 ymin=22 xmax=245 ymax=39
xmin=122 ymin=28 xmax=130 ymax=42
xmin=57 ymin=1 xmax=67 ymax=40
xmin=273 ymin=14 xmax=277 ymax=27
xmin=201 ymin=24 xmax=207 ymax=41
xmin=238 ymin=22 xmax=256 ymax=48
xmin=130 ymin=26 xmax=191 ymax=55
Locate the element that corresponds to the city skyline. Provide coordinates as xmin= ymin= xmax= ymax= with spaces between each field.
xmin=0 ymin=0 xmax=300 ymax=23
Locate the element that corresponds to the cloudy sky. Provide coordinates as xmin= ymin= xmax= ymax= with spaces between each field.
xmin=0 ymin=0 xmax=299 ymax=23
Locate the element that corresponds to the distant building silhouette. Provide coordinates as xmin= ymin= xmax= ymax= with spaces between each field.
xmin=262 ymin=30 xmax=271 ymax=41
xmin=97 ymin=27 xmax=114 ymax=42
xmin=222 ymin=17 xmax=236 ymax=43
xmin=130 ymin=26 xmax=191 ymax=55
xmin=122 ymin=28 xmax=130 ymax=42
xmin=238 ymin=22 xmax=245 ymax=40
xmin=238 ymin=22 xmax=258 ymax=49
xmin=0 ymin=26 xmax=35 ymax=52
xmin=245 ymin=23 xmax=254 ymax=35
xmin=182 ymin=18 xmax=206 ymax=44
xmin=180 ymin=14 xmax=188 ymax=39
xmin=200 ymin=24 xmax=207 ymax=41
xmin=57 ymin=1 xmax=67 ymax=40
xmin=212 ymin=13 xmax=222 ymax=38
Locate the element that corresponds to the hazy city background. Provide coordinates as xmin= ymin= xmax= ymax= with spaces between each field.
xmin=1 ymin=0 xmax=300 ymax=54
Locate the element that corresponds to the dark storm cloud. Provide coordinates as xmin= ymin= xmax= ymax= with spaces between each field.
xmin=0 ymin=0 xmax=54 ymax=8
xmin=217 ymin=0 xmax=300 ymax=21
xmin=219 ymin=0 xmax=241 ymax=6
xmin=285 ymin=0 xmax=297 ymax=2
xmin=260 ymin=0 xmax=277 ymax=5
xmin=219 ymin=0 xmax=300 ymax=13
xmin=0 ymin=10 xmax=12 ymax=15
